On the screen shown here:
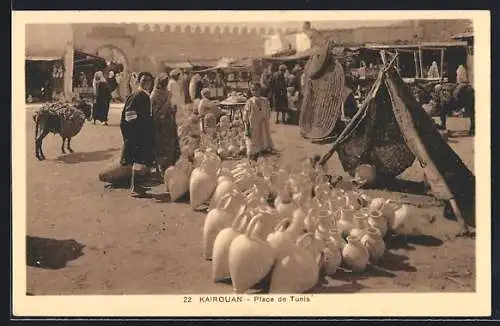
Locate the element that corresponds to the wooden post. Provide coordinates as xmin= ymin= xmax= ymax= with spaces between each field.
xmin=380 ymin=50 xmax=387 ymax=65
xmin=413 ymin=50 xmax=419 ymax=78
xmin=63 ymin=41 xmax=74 ymax=101
xmin=440 ymin=48 xmax=444 ymax=79
xmin=395 ymin=49 xmax=400 ymax=73
xmin=418 ymin=47 xmax=424 ymax=78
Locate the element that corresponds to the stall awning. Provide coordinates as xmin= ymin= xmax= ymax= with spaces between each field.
xmin=26 ymin=56 xmax=62 ymax=61
xmin=164 ymin=61 xmax=194 ymax=69
xmin=26 ymin=48 xmax=64 ymax=61
xmin=261 ymin=47 xmax=319 ymax=62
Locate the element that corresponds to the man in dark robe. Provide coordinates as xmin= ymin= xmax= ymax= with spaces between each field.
xmin=269 ymin=64 xmax=289 ymax=124
xmin=120 ymin=72 xmax=155 ymax=196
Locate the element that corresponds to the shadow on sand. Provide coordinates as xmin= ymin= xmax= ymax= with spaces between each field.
xmin=55 ymin=148 xmax=121 ymax=164
xmin=26 ymin=236 xmax=85 ymax=270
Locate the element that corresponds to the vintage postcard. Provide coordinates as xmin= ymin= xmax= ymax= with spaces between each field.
xmin=12 ymin=10 xmax=491 ymax=317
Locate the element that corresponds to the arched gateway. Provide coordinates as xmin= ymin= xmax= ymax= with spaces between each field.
xmin=95 ymin=44 xmax=130 ymax=98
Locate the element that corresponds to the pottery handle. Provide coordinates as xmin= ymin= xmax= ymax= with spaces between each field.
xmin=295 ymin=232 xmax=314 ymax=248
xmin=383 ymin=199 xmax=401 ymax=209
xmin=216 ymin=191 xmax=234 ymax=211
xmin=231 ymin=209 xmax=251 ymax=232
xmin=274 ymin=218 xmax=292 ymax=232
xmin=245 ymin=213 xmax=264 ymax=239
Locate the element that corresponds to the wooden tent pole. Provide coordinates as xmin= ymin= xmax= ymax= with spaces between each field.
xmin=440 ymin=48 xmax=444 ymax=79
xmin=413 ymin=50 xmax=419 ymax=78
xmin=449 ymin=198 xmax=471 ymax=236
xmin=395 ymin=49 xmax=400 ymax=71
xmin=418 ymin=47 xmax=424 ymax=78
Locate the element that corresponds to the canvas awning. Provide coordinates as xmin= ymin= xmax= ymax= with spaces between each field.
xmin=26 ymin=49 xmax=64 ymax=61
xmin=192 ymin=57 xmax=254 ymax=73
xmin=164 ymin=61 xmax=194 ymax=69
xmin=26 ymin=56 xmax=62 ymax=61
xmin=261 ymin=47 xmax=319 ymax=62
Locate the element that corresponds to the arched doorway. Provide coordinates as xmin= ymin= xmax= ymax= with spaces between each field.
xmin=96 ymin=44 xmax=129 ymax=100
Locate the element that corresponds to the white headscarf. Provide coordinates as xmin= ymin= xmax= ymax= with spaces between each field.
xmin=93 ymin=71 xmax=106 ymax=95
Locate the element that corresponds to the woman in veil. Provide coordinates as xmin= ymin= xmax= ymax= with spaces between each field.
xmin=150 ymin=73 xmax=181 ymax=175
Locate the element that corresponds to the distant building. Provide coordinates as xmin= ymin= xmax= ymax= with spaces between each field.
xmin=451 ymin=27 xmax=474 ymax=86
xmin=25 ymin=24 xmax=75 ymax=102
xmin=25 ymin=23 xmax=272 ymax=101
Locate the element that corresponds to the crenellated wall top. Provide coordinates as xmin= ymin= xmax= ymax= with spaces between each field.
xmin=133 ymin=23 xmax=298 ymax=36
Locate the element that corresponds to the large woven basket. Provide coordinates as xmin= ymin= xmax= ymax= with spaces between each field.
xmin=300 ymin=44 xmax=345 ymax=141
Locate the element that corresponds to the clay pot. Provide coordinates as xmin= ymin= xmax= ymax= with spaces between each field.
xmin=202 ymin=191 xmax=247 ymax=260
xmin=368 ymin=210 xmax=388 ymax=238
xmin=342 ymin=235 xmax=370 ymax=273
xmin=267 ymin=218 xmax=296 ymax=259
xmin=350 ymin=214 xmax=369 ymax=239
xmin=322 ymin=236 xmax=342 ymax=276
xmin=228 ymin=213 xmax=276 ymax=293
xmin=209 ymin=179 xmax=237 ymax=210
xmin=361 ymin=228 xmax=386 ymax=264
xmin=368 ymin=197 xmax=386 ymax=212
xmin=269 ymin=233 xmax=321 ymax=294
xmin=392 ymin=204 xmax=415 ymax=236
xmin=338 ymin=205 xmax=355 ymax=238
xmin=212 ymin=210 xmax=253 ymax=282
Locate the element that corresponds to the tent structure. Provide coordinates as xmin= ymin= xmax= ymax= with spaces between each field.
xmin=317 ymin=50 xmax=475 ymax=233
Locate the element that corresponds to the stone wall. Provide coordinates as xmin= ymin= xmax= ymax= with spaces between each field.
xmin=323 ymin=20 xmax=472 ymax=45
xmin=72 ymin=23 xmax=269 ymax=72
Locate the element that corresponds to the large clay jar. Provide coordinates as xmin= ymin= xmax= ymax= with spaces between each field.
xmin=287 ymin=208 xmax=307 ymax=240
xmin=342 ymin=235 xmax=370 ymax=273
xmin=303 ymin=206 xmax=318 ymax=234
xmin=164 ymin=165 xmax=189 ymax=202
xmin=269 ymin=233 xmax=321 ymax=294
xmin=368 ymin=197 xmax=386 ymax=212
xmin=338 ymin=205 xmax=355 ymax=238
xmin=349 ymin=214 xmax=369 ymax=240
xmin=252 ymin=207 xmax=282 ymax=240
xmin=212 ymin=210 xmax=253 ymax=282
xmin=209 ymin=178 xmax=237 ymax=210
xmin=322 ymin=236 xmax=342 ymax=276
xmin=392 ymin=204 xmax=415 ymax=236
xmin=380 ymin=199 xmax=401 ymax=230
xmin=267 ymin=218 xmax=296 ymax=259
xmin=368 ymin=210 xmax=388 ymax=238
xmin=274 ymin=192 xmax=297 ymax=219
xmin=361 ymin=227 xmax=386 ymax=264
xmin=189 ymin=156 xmax=219 ymax=210
xmin=202 ymin=191 xmax=247 ymax=260
xmin=345 ymin=191 xmax=363 ymax=210
xmin=193 ymin=150 xmax=205 ymax=168
xmin=228 ymin=213 xmax=276 ymax=293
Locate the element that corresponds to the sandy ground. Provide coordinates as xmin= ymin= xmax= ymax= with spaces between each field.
xmin=25 ymin=105 xmax=476 ymax=295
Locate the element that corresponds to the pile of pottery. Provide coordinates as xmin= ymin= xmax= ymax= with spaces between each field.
xmin=201 ymin=157 xmax=422 ymax=294
xmin=177 ymin=114 xmax=248 ymax=161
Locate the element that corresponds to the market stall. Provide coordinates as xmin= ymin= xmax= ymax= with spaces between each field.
xmin=72 ymin=50 xmax=107 ymax=100
xmin=193 ymin=57 xmax=255 ymax=100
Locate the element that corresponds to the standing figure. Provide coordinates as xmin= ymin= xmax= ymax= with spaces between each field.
xmin=92 ymin=71 xmax=111 ymax=126
xmin=150 ymin=73 xmax=181 ymax=175
xmin=120 ymin=72 xmax=155 ymax=196
xmin=269 ymin=64 xmax=289 ymax=124
xmin=243 ymin=83 xmax=277 ymax=160
xmin=167 ymin=69 xmax=184 ymax=115
xmin=129 ymin=72 xmax=139 ymax=94
xmin=259 ymin=66 xmax=272 ymax=99
xmin=427 ymin=61 xmax=440 ymax=79
xmin=181 ymin=69 xmax=192 ymax=112
xmin=107 ymin=70 xmax=119 ymax=102
xmin=197 ymin=87 xmax=222 ymax=131
xmin=189 ymin=73 xmax=203 ymax=101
